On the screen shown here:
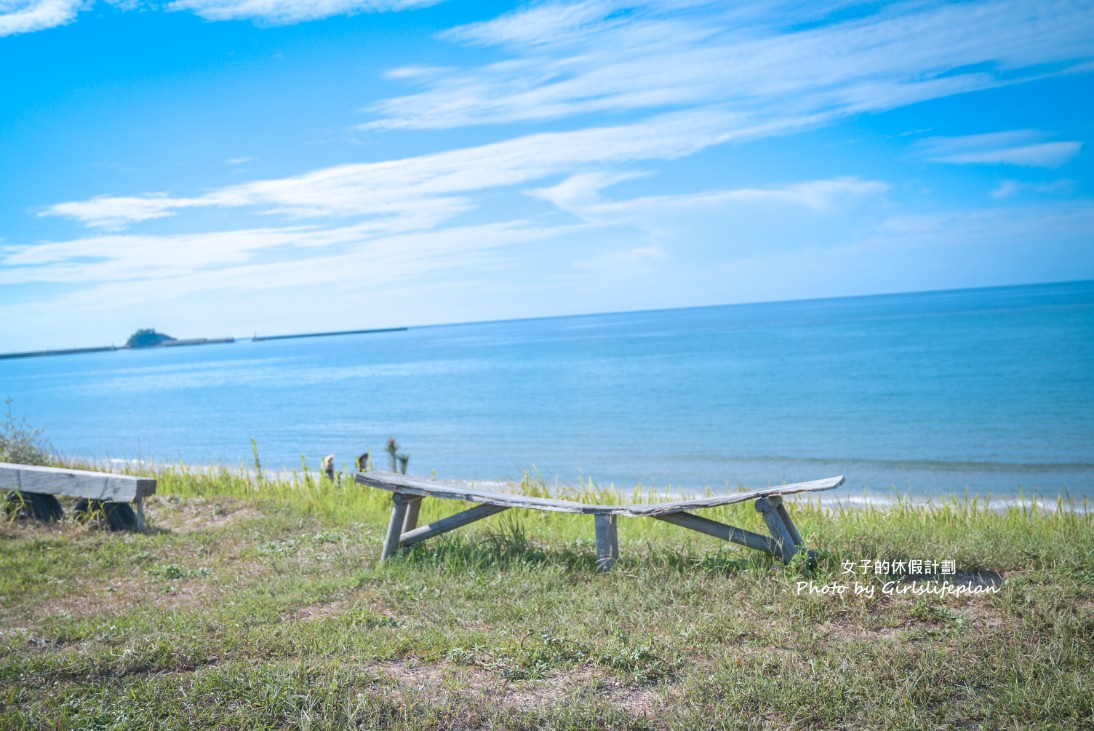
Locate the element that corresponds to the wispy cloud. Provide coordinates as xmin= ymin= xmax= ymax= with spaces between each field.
xmin=42 ymin=109 xmax=746 ymax=229
xmin=166 ymin=0 xmax=439 ymax=24
xmin=363 ymin=0 xmax=1094 ymax=131
xmin=990 ymin=179 xmax=1075 ymax=199
xmin=918 ymin=130 xmax=1083 ymax=168
xmin=0 ymin=0 xmax=437 ymax=36
xmin=0 ymin=0 xmax=86 ymax=36
xmin=41 ymin=195 xmax=209 ymax=230
xmin=1 ymin=220 xmax=574 ymax=313
xmin=531 ymin=175 xmax=889 ymax=221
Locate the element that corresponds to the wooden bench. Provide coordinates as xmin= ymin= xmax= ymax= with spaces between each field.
xmin=356 ymin=472 xmax=844 ymax=570
xmin=0 ymin=462 xmax=155 ymax=531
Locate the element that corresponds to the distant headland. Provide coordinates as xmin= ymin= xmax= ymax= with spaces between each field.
xmin=0 ymin=326 xmax=406 ymax=361
xmin=125 ymin=328 xmax=235 ymax=350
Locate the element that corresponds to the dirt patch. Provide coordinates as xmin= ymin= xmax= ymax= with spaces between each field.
xmin=289 ymin=598 xmax=348 ymax=621
xmin=152 ymin=498 xmax=264 ymax=534
xmin=363 ymin=659 xmax=662 ymax=715
xmin=18 ymin=576 xmax=148 ymax=623
xmin=28 ymin=573 xmax=223 ymax=622
xmin=945 ymin=570 xmax=1005 ymax=590
xmin=503 ymin=664 xmax=660 ymax=716
xmin=819 ymin=614 xmax=905 ymax=641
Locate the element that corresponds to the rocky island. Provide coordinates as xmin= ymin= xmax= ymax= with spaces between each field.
xmin=125 ymin=328 xmax=234 ymax=349
xmin=125 ymin=328 xmax=177 ymax=348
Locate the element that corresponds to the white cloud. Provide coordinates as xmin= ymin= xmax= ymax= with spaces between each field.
xmin=990 ymin=179 xmax=1074 ymax=199
xmin=364 ymin=0 xmax=1094 ymax=131
xmin=936 ymin=142 xmax=1082 ymax=168
xmin=0 ymin=220 xmax=574 ymax=315
xmin=167 ymin=0 xmax=439 ymax=24
xmin=446 ymin=0 xmax=619 ymax=48
xmin=43 ymin=109 xmax=746 ymax=229
xmin=917 ymin=130 xmax=1084 ymax=168
xmin=0 ymin=0 xmax=438 ymax=34
xmin=40 ymin=195 xmax=208 ymax=230
xmin=532 ymin=175 xmax=889 ymax=221
xmin=0 ymin=0 xmax=85 ymax=36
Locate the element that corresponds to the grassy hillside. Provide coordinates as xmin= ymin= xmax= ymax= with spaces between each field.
xmin=1 ymin=465 xmax=1091 ymax=729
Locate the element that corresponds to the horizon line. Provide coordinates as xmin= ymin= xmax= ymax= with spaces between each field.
xmin=3 ymin=277 xmax=1091 ymax=357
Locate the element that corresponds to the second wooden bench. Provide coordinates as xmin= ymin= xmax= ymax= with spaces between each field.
xmin=356 ymin=471 xmax=844 ymax=570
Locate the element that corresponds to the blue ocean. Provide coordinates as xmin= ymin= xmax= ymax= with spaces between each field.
xmin=3 ymin=281 xmax=1093 ymax=500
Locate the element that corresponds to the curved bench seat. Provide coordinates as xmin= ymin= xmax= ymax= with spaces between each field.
xmin=357 ymin=471 xmax=844 ymax=569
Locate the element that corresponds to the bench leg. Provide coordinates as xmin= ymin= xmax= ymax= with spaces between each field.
xmin=381 ymin=494 xmax=410 ymax=561
xmin=769 ymin=496 xmax=802 ymax=545
xmin=402 ymin=497 xmax=422 ymax=535
xmin=594 ymin=514 xmax=618 ymax=572
xmin=134 ymin=497 xmax=146 ymax=532
xmin=756 ymin=496 xmax=805 ymax=564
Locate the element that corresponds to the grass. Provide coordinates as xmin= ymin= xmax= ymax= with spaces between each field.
xmin=1 ymin=463 xmax=1092 ymax=729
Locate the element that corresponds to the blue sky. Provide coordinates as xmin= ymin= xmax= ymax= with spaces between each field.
xmin=1 ymin=0 xmax=1092 ymax=351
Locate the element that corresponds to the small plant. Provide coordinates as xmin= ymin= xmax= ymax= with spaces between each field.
xmin=0 ymin=397 xmax=51 ymax=466
xmin=386 ymin=438 xmax=410 ymax=474
xmin=251 ymin=438 xmax=264 ymax=483
xmin=148 ymin=563 xmax=212 ymax=580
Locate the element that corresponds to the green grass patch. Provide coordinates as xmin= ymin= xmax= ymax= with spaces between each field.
xmin=0 ymin=465 xmax=1091 ymax=729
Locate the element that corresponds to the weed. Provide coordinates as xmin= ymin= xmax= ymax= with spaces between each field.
xmin=0 ymin=397 xmax=51 ymax=465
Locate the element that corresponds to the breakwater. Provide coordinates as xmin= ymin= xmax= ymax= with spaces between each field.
xmin=251 ymin=327 xmax=408 ymax=342
xmin=1 ymin=328 xmax=406 ymax=360
xmin=0 ymin=345 xmax=120 ymax=360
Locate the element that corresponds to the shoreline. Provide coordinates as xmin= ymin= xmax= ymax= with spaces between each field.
xmin=80 ymin=457 xmax=1093 ymax=513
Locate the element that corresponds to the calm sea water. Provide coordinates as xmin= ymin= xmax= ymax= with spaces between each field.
xmin=3 ymin=281 xmax=1093 ymax=499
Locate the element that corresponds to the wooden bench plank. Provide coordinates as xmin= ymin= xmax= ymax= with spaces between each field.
xmin=356 ymin=472 xmax=843 ymax=516
xmin=363 ymin=471 xmax=842 ymax=568
xmin=0 ymin=463 xmax=156 ymax=502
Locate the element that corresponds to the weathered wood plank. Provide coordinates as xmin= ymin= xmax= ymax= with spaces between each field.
xmin=356 ymin=471 xmax=843 ymax=516
xmin=0 ymin=463 xmax=156 ymax=502
xmin=399 ymin=503 xmax=509 ymax=547
xmin=654 ymin=511 xmax=780 ymax=556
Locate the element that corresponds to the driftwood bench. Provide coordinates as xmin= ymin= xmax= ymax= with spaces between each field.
xmin=357 ymin=472 xmax=844 ymax=570
xmin=0 ymin=462 xmax=155 ymax=531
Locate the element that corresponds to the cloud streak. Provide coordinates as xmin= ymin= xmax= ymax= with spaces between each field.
xmin=167 ymin=0 xmax=439 ymax=24
xmin=364 ymin=0 xmax=1094 ymax=131
xmin=0 ymin=0 xmax=85 ymax=36
xmin=42 ymin=109 xmax=749 ymax=229
xmin=917 ymin=131 xmax=1083 ymax=168
xmin=0 ymin=0 xmax=436 ymax=36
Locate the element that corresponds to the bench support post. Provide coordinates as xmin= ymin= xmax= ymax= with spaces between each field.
xmin=402 ymin=497 xmax=422 ymax=535
xmin=654 ymin=511 xmax=781 ymax=556
xmin=381 ymin=494 xmax=410 ymax=560
xmin=769 ymin=496 xmax=802 ymax=545
xmin=756 ymin=496 xmax=801 ymax=564
xmin=594 ymin=514 xmax=619 ymax=571
xmin=399 ymin=503 xmax=509 ymax=547
xmin=134 ymin=496 xmax=146 ymax=532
